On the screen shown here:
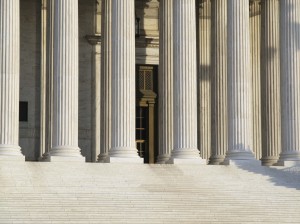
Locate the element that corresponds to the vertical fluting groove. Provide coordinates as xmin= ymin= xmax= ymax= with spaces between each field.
xmin=40 ymin=0 xmax=47 ymax=158
xmin=157 ymin=0 xmax=173 ymax=163
xmin=110 ymin=0 xmax=139 ymax=158
xmin=198 ymin=0 xmax=211 ymax=160
xmin=250 ymin=1 xmax=262 ymax=160
xmin=0 ymin=0 xmax=23 ymax=157
xmin=46 ymin=0 xmax=54 ymax=155
xmin=98 ymin=0 xmax=112 ymax=162
xmin=226 ymin=0 xmax=255 ymax=160
xmin=279 ymin=0 xmax=300 ymax=161
xmin=261 ymin=0 xmax=281 ymax=165
xmin=210 ymin=0 xmax=227 ymax=164
xmin=50 ymin=0 xmax=82 ymax=157
xmin=172 ymin=0 xmax=201 ymax=159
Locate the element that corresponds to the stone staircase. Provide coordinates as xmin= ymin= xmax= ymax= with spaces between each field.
xmin=0 ymin=161 xmax=300 ymax=223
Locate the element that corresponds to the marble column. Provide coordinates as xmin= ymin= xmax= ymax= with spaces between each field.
xmin=250 ymin=1 xmax=262 ymax=160
xmin=225 ymin=0 xmax=255 ymax=162
xmin=40 ymin=0 xmax=54 ymax=161
xmin=40 ymin=0 xmax=47 ymax=159
xmin=109 ymin=0 xmax=141 ymax=162
xmin=198 ymin=0 xmax=211 ymax=161
xmin=90 ymin=1 xmax=101 ymax=162
xmin=209 ymin=0 xmax=227 ymax=165
xmin=279 ymin=0 xmax=300 ymax=163
xmin=0 ymin=0 xmax=24 ymax=160
xmin=171 ymin=0 xmax=205 ymax=164
xmin=261 ymin=0 xmax=281 ymax=166
xmin=98 ymin=0 xmax=112 ymax=163
xmin=49 ymin=0 xmax=84 ymax=161
xmin=157 ymin=0 xmax=173 ymax=164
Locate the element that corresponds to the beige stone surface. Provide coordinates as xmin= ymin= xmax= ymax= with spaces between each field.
xmin=1 ymin=162 xmax=300 ymax=223
xmin=198 ymin=0 xmax=211 ymax=161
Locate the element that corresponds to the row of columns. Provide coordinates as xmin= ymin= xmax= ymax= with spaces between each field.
xmin=0 ymin=0 xmax=300 ymax=165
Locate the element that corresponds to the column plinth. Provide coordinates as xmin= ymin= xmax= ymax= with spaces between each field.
xmin=49 ymin=0 xmax=84 ymax=162
xmin=261 ymin=0 xmax=281 ymax=166
xmin=157 ymin=0 xmax=173 ymax=164
xmin=209 ymin=0 xmax=227 ymax=165
xmin=279 ymin=0 xmax=300 ymax=165
xmin=225 ymin=0 xmax=255 ymax=163
xmin=109 ymin=0 xmax=142 ymax=163
xmin=0 ymin=0 xmax=24 ymax=160
xmin=171 ymin=0 xmax=205 ymax=164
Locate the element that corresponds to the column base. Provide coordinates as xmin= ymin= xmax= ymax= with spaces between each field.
xmin=97 ymin=153 xmax=110 ymax=163
xmin=0 ymin=145 xmax=25 ymax=161
xmin=171 ymin=148 xmax=201 ymax=159
xmin=222 ymin=159 xmax=261 ymax=166
xmin=277 ymin=151 xmax=300 ymax=167
xmin=156 ymin=154 xmax=171 ymax=164
xmin=39 ymin=152 xmax=50 ymax=161
xmin=278 ymin=151 xmax=300 ymax=164
xmin=225 ymin=150 xmax=256 ymax=160
xmin=223 ymin=150 xmax=258 ymax=166
xmin=109 ymin=147 xmax=140 ymax=157
xmin=169 ymin=148 xmax=206 ymax=164
xmin=276 ymin=161 xmax=300 ymax=167
xmin=109 ymin=147 xmax=143 ymax=163
xmin=261 ymin=156 xmax=279 ymax=166
xmin=167 ymin=157 xmax=206 ymax=165
xmin=108 ymin=156 xmax=143 ymax=164
xmin=209 ymin=155 xmax=226 ymax=165
xmin=46 ymin=146 xmax=85 ymax=162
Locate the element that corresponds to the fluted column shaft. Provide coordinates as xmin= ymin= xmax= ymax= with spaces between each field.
xmin=50 ymin=0 xmax=83 ymax=160
xmin=226 ymin=0 xmax=255 ymax=160
xmin=157 ymin=0 xmax=173 ymax=163
xmin=0 ymin=0 xmax=23 ymax=158
xmin=172 ymin=0 xmax=203 ymax=161
xmin=110 ymin=0 xmax=140 ymax=160
xmin=261 ymin=0 xmax=281 ymax=165
xmin=210 ymin=0 xmax=227 ymax=165
xmin=279 ymin=0 xmax=300 ymax=162
xmin=44 ymin=0 xmax=54 ymax=158
xmin=198 ymin=1 xmax=211 ymax=161
xmin=250 ymin=2 xmax=262 ymax=160
xmin=98 ymin=0 xmax=112 ymax=162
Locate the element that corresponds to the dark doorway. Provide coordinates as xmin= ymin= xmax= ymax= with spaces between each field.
xmin=136 ymin=65 xmax=158 ymax=163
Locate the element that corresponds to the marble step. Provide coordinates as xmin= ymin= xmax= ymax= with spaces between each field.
xmin=0 ymin=162 xmax=299 ymax=223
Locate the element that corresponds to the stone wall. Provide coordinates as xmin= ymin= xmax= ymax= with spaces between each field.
xmin=20 ymin=0 xmax=41 ymax=161
xmin=19 ymin=0 xmax=96 ymax=161
xmin=78 ymin=0 xmax=95 ymax=161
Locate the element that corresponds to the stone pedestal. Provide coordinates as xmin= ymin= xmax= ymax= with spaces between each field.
xmin=209 ymin=0 xmax=227 ymax=165
xmin=260 ymin=0 xmax=281 ymax=166
xmin=49 ymin=0 xmax=84 ymax=162
xmin=98 ymin=0 xmax=112 ymax=163
xmin=171 ymin=0 xmax=205 ymax=164
xmin=279 ymin=0 xmax=300 ymax=163
xmin=109 ymin=0 xmax=142 ymax=163
xmin=157 ymin=0 xmax=173 ymax=164
xmin=225 ymin=0 xmax=255 ymax=162
xmin=0 ymin=0 xmax=24 ymax=160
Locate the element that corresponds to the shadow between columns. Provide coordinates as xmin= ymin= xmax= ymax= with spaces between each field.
xmin=229 ymin=162 xmax=300 ymax=190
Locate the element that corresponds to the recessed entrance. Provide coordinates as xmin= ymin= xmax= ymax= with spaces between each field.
xmin=136 ymin=65 xmax=158 ymax=164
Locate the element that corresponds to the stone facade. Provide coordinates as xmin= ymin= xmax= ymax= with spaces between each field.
xmin=1 ymin=0 xmax=300 ymax=165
